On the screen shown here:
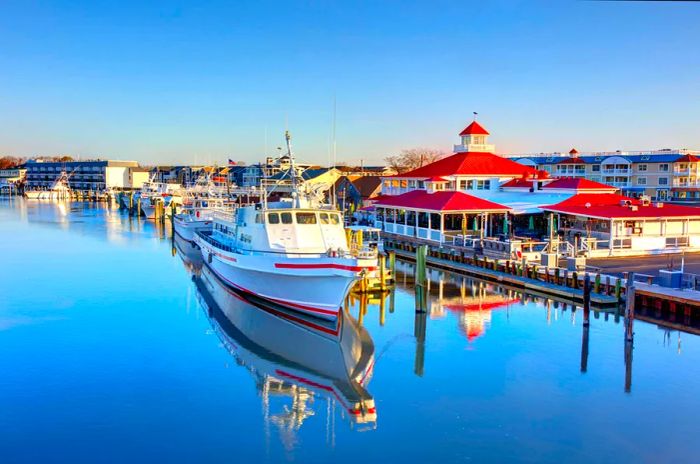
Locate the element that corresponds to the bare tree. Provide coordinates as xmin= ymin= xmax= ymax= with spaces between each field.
xmin=384 ymin=148 xmax=447 ymax=174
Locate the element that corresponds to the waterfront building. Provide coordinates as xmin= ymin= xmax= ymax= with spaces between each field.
xmin=0 ymin=167 xmax=26 ymax=194
xmin=511 ymin=148 xmax=700 ymax=202
xmin=24 ymin=159 xmax=146 ymax=191
xmin=374 ymin=119 xmax=700 ymax=257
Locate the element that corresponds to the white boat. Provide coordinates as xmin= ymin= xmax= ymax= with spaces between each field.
xmin=195 ymin=265 xmax=377 ymax=430
xmin=194 ymin=132 xmax=378 ymax=320
xmin=138 ymin=180 xmax=182 ymax=218
xmin=173 ymin=173 xmax=234 ymax=242
xmin=24 ymin=170 xmax=72 ymax=200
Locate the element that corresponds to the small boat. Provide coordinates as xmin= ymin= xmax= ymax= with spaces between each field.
xmin=194 ymin=132 xmax=378 ymax=320
xmin=194 ymin=264 xmax=377 ymax=432
xmin=137 ymin=180 xmax=182 ymax=218
xmin=24 ymin=170 xmax=72 ymax=200
xmin=173 ymin=173 xmax=234 ymax=242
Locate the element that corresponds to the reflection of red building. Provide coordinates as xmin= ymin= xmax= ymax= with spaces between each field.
xmin=443 ymin=297 xmax=518 ymax=342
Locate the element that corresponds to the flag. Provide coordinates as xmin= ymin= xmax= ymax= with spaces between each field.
xmin=228 ymin=159 xmax=237 ymax=166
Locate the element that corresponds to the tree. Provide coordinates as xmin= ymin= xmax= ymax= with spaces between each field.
xmin=0 ymin=156 xmax=26 ymax=169
xmin=384 ymin=148 xmax=447 ymax=174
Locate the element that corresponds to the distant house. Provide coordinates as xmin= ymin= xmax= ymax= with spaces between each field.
xmin=334 ymin=175 xmax=383 ymax=211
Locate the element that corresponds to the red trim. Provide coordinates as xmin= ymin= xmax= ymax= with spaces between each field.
xmin=274 ymin=263 xmax=377 ymax=273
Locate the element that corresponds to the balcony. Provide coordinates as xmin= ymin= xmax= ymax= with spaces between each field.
xmin=601 ymin=169 xmax=630 ymax=175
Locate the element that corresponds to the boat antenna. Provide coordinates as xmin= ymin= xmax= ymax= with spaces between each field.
xmin=285 ymin=130 xmax=299 ymax=207
xmin=332 ymin=95 xmax=337 ymax=209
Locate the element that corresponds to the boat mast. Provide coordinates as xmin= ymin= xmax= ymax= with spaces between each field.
xmin=285 ymin=130 xmax=300 ymax=208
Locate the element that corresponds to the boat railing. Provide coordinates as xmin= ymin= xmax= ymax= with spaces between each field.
xmin=213 ymin=210 xmax=237 ymax=223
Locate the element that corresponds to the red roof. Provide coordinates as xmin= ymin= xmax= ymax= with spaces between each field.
xmin=426 ymin=176 xmax=449 ymax=182
xmin=395 ymin=151 xmax=537 ymax=178
xmin=675 ymin=154 xmax=700 ymax=163
xmin=542 ymin=177 xmax=617 ymax=191
xmin=569 ymin=148 xmax=579 ymax=155
xmin=373 ymin=190 xmax=510 ymax=213
xmin=501 ymin=178 xmax=533 ymax=189
xmin=556 ymin=157 xmax=585 ymax=164
xmin=541 ymin=193 xmax=700 ymax=219
xmin=459 ymin=121 xmax=490 ymax=136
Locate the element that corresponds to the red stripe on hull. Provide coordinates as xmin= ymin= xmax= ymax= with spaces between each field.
xmin=274 ymin=263 xmax=377 ymax=273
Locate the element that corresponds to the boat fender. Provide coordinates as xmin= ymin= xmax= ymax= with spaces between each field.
xmin=208 ymin=253 xmax=213 ymax=264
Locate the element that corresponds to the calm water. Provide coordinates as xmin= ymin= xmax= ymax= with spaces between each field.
xmin=1 ymin=199 xmax=699 ymax=464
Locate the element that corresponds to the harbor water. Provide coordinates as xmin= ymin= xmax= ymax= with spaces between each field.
xmin=1 ymin=199 xmax=700 ymax=463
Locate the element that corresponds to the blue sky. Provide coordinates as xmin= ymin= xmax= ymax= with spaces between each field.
xmin=0 ymin=1 xmax=698 ymax=165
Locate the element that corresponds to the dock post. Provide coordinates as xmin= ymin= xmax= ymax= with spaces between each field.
xmin=594 ymin=273 xmax=601 ymax=294
xmin=624 ymin=272 xmax=635 ymax=343
xmin=583 ymin=273 xmax=591 ymax=327
xmin=615 ymin=278 xmax=622 ymax=302
xmin=563 ymin=269 xmax=569 ymax=287
xmin=379 ymin=293 xmax=386 ymax=326
xmin=137 ymin=198 xmax=142 ymax=219
xmin=555 ymin=268 xmax=561 ymax=285
xmin=389 ymin=250 xmax=396 ymax=277
xmin=379 ymin=256 xmax=387 ymax=291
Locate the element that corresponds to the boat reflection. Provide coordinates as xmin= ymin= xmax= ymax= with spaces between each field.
xmin=172 ymin=231 xmax=203 ymax=274
xmin=193 ymin=265 xmax=377 ymax=447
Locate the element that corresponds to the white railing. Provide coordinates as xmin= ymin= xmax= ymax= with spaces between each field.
xmin=601 ymin=169 xmax=630 ymax=175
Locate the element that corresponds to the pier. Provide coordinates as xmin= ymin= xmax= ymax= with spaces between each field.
xmin=383 ymin=234 xmax=700 ymax=316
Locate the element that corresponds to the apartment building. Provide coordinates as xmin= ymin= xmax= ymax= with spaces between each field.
xmin=24 ymin=159 xmax=143 ymax=190
xmin=511 ymin=149 xmax=700 ymax=202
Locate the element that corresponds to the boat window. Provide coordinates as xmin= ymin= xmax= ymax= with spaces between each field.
xmin=296 ymin=212 xmax=317 ymax=224
xmin=330 ymin=214 xmax=340 ymax=225
xmin=255 ymin=213 xmax=263 ymax=224
xmin=319 ymin=213 xmax=330 ymax=224
xmin=281 ymin=212 xmax=293 ymax=224
xmin=268 ymin=213 xmax=280 ymax=224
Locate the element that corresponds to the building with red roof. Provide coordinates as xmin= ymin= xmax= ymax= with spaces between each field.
xmin=540 ymin=193 xmax=700 ymax=256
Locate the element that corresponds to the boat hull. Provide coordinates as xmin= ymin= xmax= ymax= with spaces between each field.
xmin=195 ymin=233 xmax=375 ymax=321
xmin=173 ymin=215 xmax=212 ymax=242
xmin=24 ymin=191 xmax=69 ymax=200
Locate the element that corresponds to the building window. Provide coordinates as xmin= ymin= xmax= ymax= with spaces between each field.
xmin=638 ymin=164 xmax=647 ymax=172
xmin=459 ymin=180 xmax=467 ymax=190
xmin=417 ymin=181 xmax=425 ymax=189
xmin=660 ymin=164 xmax=669 ymax=172
xmin=658 ymin=177 xmax=668 ymax=186
xmin=637 ymin=177 xmax=647 ymax=185
xmin=592 ymin=165 xmax=600 ymax=172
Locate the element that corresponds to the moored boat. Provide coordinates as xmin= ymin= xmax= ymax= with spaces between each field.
xmin=24 ymin=170 xmax=72 ymax=200
xmin=194 ymin=132 xmax=378 ymax=320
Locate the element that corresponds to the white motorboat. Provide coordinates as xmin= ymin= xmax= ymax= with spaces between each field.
xmin=194 ymin=265 xmax=377 ymax=432
xmin=138 ymin=180 xmax=182 ymax=218
xmin=24 ymin=170 xmax=72 ymax=200
xmin=173 ymin=173 xmax=234 ymax=242
xmin=194 ymin=132 xmax=378 ymax=320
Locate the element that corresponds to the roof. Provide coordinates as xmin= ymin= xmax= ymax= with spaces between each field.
xmin=350 ymin=176 xmax=382 ymax=199
xmin=426 ymin=176 xmax=449 ymax=182
xmin=270 ymin=167 xmax=333 ymax=181
xmin=501 ymin=178 xmax=533 ymax=189
xmin=395 ymin=152 xmax=537 ymax=179
xmin=541 ymin=193 xmax=700 ymax=219
xmin=459 ymin=121 xmax=490 ymax=136
xmin=556 ymin=157 xmax=586 ymax=165
xmin=675 ymin=154 xmax=700 ymax=163
xmin=569 ymin=148 xmax=579 ymax=155
xmin=542 ymin=177 xmax=617 ymax=191
xmin=373 ymin=190 xmax=510 ymax=213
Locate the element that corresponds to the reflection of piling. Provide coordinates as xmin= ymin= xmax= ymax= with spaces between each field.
xmin=624 ymin=272 xmax=635 ymax=342
xmin=624 ymin=337 xmax=633 ymax=393
xmin=580 ymin=323 xmax=590 ymax=373
xmin=379 ymin=293 xmax=386 ymax=326
xmin=415 ymin=245 xmax=428 ymax=313
xmin=414 ymin=310 xmax=427 ymax=377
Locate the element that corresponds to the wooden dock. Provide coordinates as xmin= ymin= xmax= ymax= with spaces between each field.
xmin=389 ymin=247 xmax=619 ymax=307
